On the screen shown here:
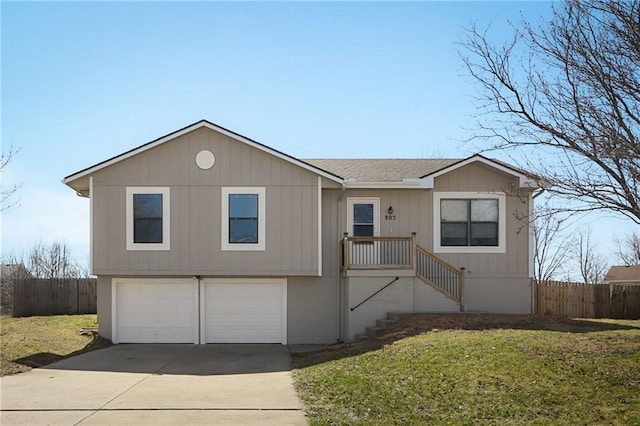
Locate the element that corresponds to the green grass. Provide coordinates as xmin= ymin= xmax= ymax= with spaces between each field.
xmin=293 ymin=318 xmax=640 ymax=425
xmin=0 ymin=314 xmax=103 ymax=376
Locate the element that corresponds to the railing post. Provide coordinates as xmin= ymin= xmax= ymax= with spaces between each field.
xmin=411 ymin=232 xmax=417 ymax=272
xmin=342 ymin=232 xmax=349 ymax=270
xmin=459 ymin=267 xmax=466 ymax=312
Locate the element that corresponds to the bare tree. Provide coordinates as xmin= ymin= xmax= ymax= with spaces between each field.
xmin=576 ymin=228 xmax=609 ymax=284
xmin=615 ymin=232 xmax=640 ymax=265
xmin=460 ymin=0 xmax=640 ymax=224
xmin=1 ymin=147 xmax=21 ymax=211
xmin=532 ymin=206 xmax=574 ymax=281
xmin=8 ymin=241 xmax=89 ymax=279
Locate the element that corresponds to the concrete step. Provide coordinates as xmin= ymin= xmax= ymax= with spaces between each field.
xmin=355 ymin=333 xmax=369 ymax=341
xmin=366 ymin=326 xmax=383 ymax=337
xmin=376 ymin=319 xmax=396 ymax=329
xmin=387 ymin=312 xmax=403 ymax=321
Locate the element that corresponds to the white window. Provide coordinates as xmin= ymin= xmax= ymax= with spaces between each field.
xmin=346 ymin=198 xmax=380 ymax=237
xmin=433 ymin=192 xmax=506 ymax=253
xmin=221 ymin=187 xmax=266 ymax=251
xmin=126 ymin=187 xmax=170 ymax=251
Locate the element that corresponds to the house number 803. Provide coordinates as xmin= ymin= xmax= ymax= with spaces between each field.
xmin=385 ymin=215 xmax=396 ymax=221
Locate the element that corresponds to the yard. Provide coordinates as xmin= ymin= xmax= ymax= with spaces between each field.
xmin=0 ymin=314 xmax=108 ymax=376
xmin=292 ymin=314 xmax=640 ymax=425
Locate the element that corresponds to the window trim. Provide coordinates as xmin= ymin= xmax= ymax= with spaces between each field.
xmin=221 ymin=187 xmax=266 ymax=251
xmin=126 ymin=187 xmax=170 ymax=251
xmin=433 ymin=192 xmax=505 ymax=254
xmin=346 ymin=197 xmax=380 ymax=237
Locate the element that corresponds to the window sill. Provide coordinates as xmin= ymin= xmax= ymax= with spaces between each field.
xmin=434 ymin=246 xmax=505 ymax=254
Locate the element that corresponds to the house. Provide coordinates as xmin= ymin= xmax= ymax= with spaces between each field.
xmin=63 ymin=120 xmax=540 ymax=344
xmin=1 ymin=263 xmax=33 ymax=316
xmin=603 ymin=265 xmax=640 ymax=284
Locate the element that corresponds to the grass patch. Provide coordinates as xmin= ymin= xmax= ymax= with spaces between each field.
xmin=0 ymin=314 xmax=109 ymax=376
xmin=293 ymin=316 xmax=640 ymax=425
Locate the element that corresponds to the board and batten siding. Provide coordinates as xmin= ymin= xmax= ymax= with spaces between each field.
xmin=339 ymin=162 xmax=532 ymax=277
xmin=432 ymin=162 xmax=531 ymax=277
xmin=91 ymin=127 xmax=320 ymax=276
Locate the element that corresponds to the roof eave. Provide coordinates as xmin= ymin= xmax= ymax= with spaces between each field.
xmin=63 ymin=120 xmax=344 ymax=187
xmin=420 ymin=154 xmax=543 ymax=189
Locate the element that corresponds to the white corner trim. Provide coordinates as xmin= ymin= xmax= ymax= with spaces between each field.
xmin=125 ymin=187 xmax=171 ymax=251
xmin=433 ymin=191 xmax=506 ymax=254
xmin=111 ymin=279 xmax=118 ymax=344
xmin=221 ymin=187 xmax=266 ymax=251
xmin=317 ymin=176 xmax=322 ymax=277
xmin=89 ymin=176 xmax=94 ymax=275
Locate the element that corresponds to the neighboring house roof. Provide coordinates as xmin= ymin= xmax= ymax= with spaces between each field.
xmin=63 ymin=119 xmax=541 ymax=192
xmin=1 ymin=264 xmax=32 ymax=283
xmin=604 ymin=265 xmax=640 ymax=283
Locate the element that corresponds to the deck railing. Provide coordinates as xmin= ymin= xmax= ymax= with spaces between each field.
xmin=415 ymin=246 xmax=464 ymax=308
xmin=341 ymin=235 xmax=414 ymax=270
xmin=341 ymin=233 xmax=464 ymax=309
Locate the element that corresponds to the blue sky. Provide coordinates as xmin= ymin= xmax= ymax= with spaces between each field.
xmin=1 ymin=1 xmax=636 ymax=274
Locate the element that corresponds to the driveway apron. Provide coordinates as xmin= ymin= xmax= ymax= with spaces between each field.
xmin=0 ymin=344 xmax=307 ymax=425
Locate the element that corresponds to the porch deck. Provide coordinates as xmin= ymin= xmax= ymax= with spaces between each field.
xmin=341 ymin=234 xmax=465 ymax=308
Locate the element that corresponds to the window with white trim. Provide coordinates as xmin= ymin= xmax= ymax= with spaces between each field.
xmin=126 ymin=187 xmax=170 ymax=251
xmin=221 ymin=187 xmax=265 ymax=251
xmin=433 ymin=192 xmax=505 ymax=253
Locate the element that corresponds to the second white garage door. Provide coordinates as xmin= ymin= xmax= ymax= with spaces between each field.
xmin=202 ymin=278 xmax=287 ymax=344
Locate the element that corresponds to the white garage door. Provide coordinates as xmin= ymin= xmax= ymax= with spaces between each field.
xmin=114 ymin=279 xmax=198 ymax=344
xmin=202 ymin=279 xmax=287 ymax=344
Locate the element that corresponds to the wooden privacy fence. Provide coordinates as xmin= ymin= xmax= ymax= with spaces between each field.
xmin=534 ymin=280 xmax=640 ymax=319
xmin=13 ymin=278 xmax=97 ymax=317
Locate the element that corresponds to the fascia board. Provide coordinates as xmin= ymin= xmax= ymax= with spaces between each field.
xmin=63 ymin=120 xmax=344 ymax=186
xmin=420 ymin=155 xmax=537 ymax=188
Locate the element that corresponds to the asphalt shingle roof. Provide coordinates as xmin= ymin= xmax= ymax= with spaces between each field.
xmin=604 ymin=265 xmax=640 ymax=282
xmin=303 ymin=159 xmax=460 ymax=181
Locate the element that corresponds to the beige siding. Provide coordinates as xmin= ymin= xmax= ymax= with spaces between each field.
xmin=339 ymin=162 xmax=531 ymax=279
xmin=432 ymin=162 xmax=531 ymax=277
xmin=96 ymin=276 xmax=112 ymax=340
xmin=91 ymin=127 xmax=320 ymax=276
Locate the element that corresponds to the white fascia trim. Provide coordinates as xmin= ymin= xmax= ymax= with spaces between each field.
xmin=421 ymin=155 xmax=535 ymax=188
xmin=433 ymin=191 xmax=506 ymax=254
xmin=343 ymin=181 xmax=427 ymax=189
xmin=221 ymin=187 xmax=266 ymax=251
xmin=89 ymin=176 xmax=94 ymax=275
xmin=126 ymin=187 xmax=171 ymax=251
xmin=317 ymin=176 xmax=322 ymax=277
xmin=64 ymin=121 xmax=344 ymax=185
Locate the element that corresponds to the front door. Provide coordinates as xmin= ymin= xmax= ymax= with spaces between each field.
xmin=346 ymin=198 xmax=380 ymax=265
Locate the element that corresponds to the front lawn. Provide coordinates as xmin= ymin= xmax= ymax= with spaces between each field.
xmin=0 ymin=314 xmax=107 ymax=376
xmin=292 ymin=315 xmax=640 ymax=425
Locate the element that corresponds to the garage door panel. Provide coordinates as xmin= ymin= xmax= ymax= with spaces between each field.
xmin=203 ymin=280 xmax=286 ymax=344
xmin=115 ymin=279 xmax=197 ymax=344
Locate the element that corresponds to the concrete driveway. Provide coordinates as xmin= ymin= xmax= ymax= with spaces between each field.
xmin=0 ymin=344 xmax=307 ymax=425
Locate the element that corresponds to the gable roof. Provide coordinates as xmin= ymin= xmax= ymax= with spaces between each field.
xmin=63 ymin=120 xmax=344 ymax=188
xmin=63 ymin=120 xmax=540 ymax=193
xmin=604 ymin=265 xmax=640 ymax=283
xmin=305 ymin=154 xmax=537 ymax=188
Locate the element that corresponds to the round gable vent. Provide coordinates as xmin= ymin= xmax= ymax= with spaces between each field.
xmin=195 ymin=150 xmax=215 ymax=170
